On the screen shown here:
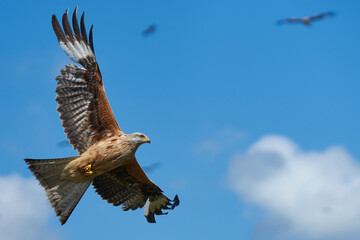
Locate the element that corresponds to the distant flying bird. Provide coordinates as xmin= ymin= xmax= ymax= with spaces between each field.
xmin=277 ymin=11 xmax=335 ymax=26
xmin=57 ymin=140 xmax=71 ymax=148
xmin=142 ymin=162 xmax=161 ymax=173
xmin=142 ymin=24 xmax=156 ymax=36
xmin=25 ymin=8 xmax=178 ymax=225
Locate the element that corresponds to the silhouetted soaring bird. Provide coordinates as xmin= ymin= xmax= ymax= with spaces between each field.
xmin=142 ymin=24 xmax=156 ymax=36
xmin=278 ymin=11 xmax=335 ymax=26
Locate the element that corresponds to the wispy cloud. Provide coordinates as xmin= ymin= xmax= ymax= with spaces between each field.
xmin=0 ymin=174 xmax=60 ymax=240
xmin=229 ymin=135 xmax=360 ymax=240
xmin=194 ymin=127 xmax=247 ymax=155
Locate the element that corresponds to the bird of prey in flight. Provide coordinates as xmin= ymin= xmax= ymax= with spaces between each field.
xmin=277 ymin=11 xmax=335 ymax=26
xmin=25 ymin=7 xmax=179 ymax=225
xmin=142 ymin=24 xmax=156 ymax=36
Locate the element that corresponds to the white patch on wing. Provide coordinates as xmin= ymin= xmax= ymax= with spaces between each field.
xmin=66 ymin=42 xmax=81 ymax=61
xmin=73 ymin=41 xmax=87 ymax=59
xmin=143 ymin=197 xmax=150 ymax=217
xmin=58 ymin=38 xmax=95 ymax=63
xmin=80 ymin=41 xmax=89 ymax=57
xmin=59 ymin=42 xmax=77 ymax=62
xmin=85 ymin=45 xmax=95 ymax=59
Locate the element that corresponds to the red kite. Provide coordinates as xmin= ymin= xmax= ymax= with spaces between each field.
xmin=25 ymin=8 xmax=178 ymax=225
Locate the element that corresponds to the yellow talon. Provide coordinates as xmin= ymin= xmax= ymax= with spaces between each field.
xmin=82 ymin=163 xmax=93 ymax=176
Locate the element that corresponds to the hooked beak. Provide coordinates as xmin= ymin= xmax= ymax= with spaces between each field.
xmin=144 ymin=137 xmax=151 ymax=144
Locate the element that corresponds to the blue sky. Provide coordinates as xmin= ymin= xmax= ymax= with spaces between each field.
xmin=1 ymin=0 xmax=360 ymax=239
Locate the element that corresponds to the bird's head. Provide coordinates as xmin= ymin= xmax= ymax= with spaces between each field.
xmin=128 ymin=132 xmax=151 ymax=146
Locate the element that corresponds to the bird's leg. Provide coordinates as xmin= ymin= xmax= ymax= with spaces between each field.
xmin=79 ymin=162 xmax=94 ymax=176
xmin=83 ymin=163 xmax=93 ymax=175
xmin=77 ymin=150 xmax=97 ymax=176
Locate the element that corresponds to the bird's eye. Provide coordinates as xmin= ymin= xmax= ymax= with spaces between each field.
xmin=140 ymin=134 xmax=145 ymax=138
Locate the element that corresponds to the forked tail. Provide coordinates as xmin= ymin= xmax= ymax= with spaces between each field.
xmin=25 ymin=157 xmax=91 ymax=225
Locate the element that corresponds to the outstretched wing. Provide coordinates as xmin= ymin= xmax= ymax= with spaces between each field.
xmin=52 ymin=8 xmax=123 ymax=154
xmin=92 ymin=157 xmax=179 ymax=223
xmin=309 ymin=11 xmax=335 ymax=21
xmin=277 ymin=17 xmax=304 ymax=25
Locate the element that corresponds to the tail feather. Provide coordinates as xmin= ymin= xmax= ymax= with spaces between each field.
xmin=25 ymin=157 xmax=76 ymax=186
xmin=25 ymin=157 xmax=91 ymax=225
xmin=49 ymin=180 xmax=90 ymax=224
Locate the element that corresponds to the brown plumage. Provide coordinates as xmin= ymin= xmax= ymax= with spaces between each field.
xmin=24 ymin=7 xmax=178 ymax=225
xmin=278 ymin=11 xmax=335 ymax=26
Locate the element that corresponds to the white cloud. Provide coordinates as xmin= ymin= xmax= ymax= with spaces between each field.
xmin=229 ymin=135 xmax=360 ymax=240
xmin=0 ymin=174 xmax=60 ymax=240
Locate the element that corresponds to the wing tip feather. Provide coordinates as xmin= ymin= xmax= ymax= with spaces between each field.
xmin=52 ymin=7 xmax=96 ymax=65
xmin=144 ymin=194 xmax=180 ymax=223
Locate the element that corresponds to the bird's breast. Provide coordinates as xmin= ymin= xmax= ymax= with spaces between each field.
xmin=62 ymin=137 xmax=137 ymax=181
xmin=90 ymin=137 xmax=136 ymax=173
